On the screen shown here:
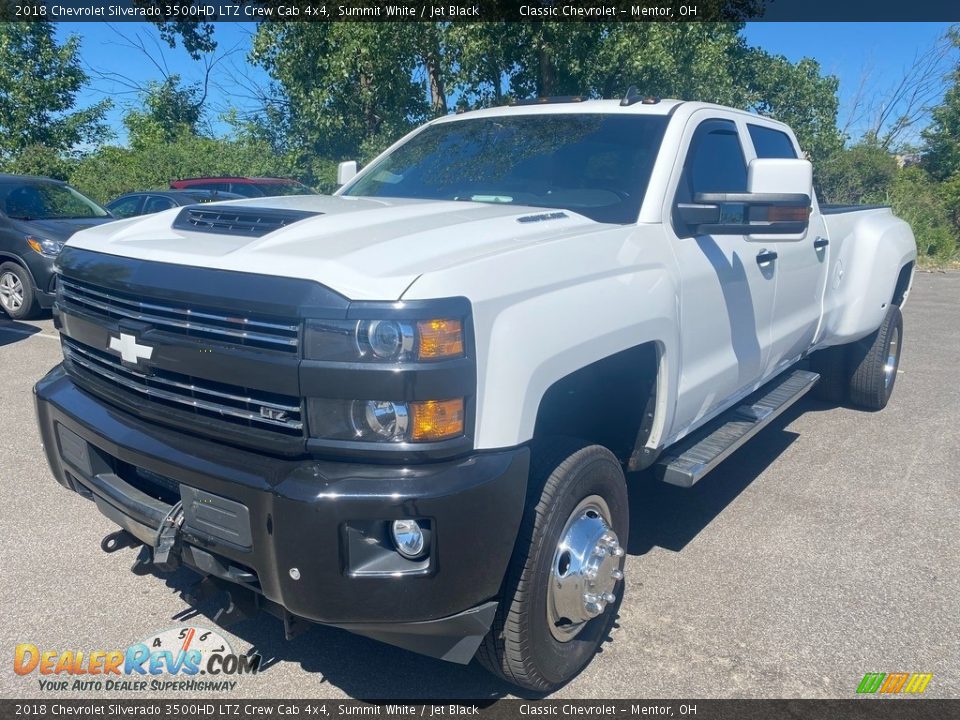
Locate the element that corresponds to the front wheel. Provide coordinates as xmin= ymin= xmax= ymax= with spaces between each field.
xmin=477 ymin=440 xmax=628 ymax=692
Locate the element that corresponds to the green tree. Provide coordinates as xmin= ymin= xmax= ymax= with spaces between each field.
xmin=922 ymin=80 xmax=960 ymax=181
xmin=252 ymin=22 xmax=843 ymax=172
xmin=0 ymin=23 xmax=110 ymax=166
xmin=123 ymin=75 xmax=205 ymax=148
xmin=251 ymin=23 xmax=430 ymax=163
xmin=69 ymin=131 xmax=303 ymax=205
xmin=918 ymin=29 xmax=960 ymax=259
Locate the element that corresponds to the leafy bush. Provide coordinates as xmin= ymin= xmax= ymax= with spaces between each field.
xmin=68 ymin=130 xmax=310 ymax=204
xmin=816 ymin=143 xmax=898 ymax=205
xmin=816 ymin=145 xmax=957 ymax=263
xmin=889 ymin=167 xmax=957 ymax=262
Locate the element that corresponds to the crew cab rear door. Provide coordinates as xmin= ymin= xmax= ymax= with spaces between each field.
xmin=664 ymin=112 xmax=777 ymax=435
xmin=744 ymin=123 xmax=830 ymax=371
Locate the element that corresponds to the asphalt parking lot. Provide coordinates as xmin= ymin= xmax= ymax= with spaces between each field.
xmin=1 ymin=272 xmax=958 ymax=701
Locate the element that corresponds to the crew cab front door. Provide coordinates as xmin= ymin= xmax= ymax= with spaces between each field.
xmin=665 ymin=113 xmax=777 ymax=437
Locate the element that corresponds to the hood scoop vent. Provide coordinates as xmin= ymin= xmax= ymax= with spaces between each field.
xmin=173 ymin=206 xmax=320 ymax=238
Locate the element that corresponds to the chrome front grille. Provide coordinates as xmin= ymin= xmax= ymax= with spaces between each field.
xmin=62 ymin=337 xmax=304 ymax=436
xmin=58 ymin=277 xmax=299 ymax=353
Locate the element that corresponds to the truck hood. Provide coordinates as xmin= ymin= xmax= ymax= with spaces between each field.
xmin=64 ymin=195 xmax=606 ymax=300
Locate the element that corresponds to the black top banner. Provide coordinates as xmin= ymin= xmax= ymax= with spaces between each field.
xmin=3 ymin=0 xmax=959 ymax=22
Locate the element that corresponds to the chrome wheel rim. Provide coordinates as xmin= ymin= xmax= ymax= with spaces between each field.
xmin=547 ymin=495 xmax=625 ymax=642
xmin=884 ymin=326 xmax=900 ymax=390
xmin=0 ymin=271 xmax=23 ymax=312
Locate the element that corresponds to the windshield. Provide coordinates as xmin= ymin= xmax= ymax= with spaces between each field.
xmin=0 ymin=180 xmax=108 ymax=220
xmin=344 ymin=114 xmax=668 ymax=224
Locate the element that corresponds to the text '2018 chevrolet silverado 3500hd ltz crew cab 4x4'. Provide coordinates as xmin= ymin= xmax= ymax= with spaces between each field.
xmin=35 ymin=96 xmax=916 ymax=691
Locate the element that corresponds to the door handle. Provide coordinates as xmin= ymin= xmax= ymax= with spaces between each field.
xmin=756 ymin=249 xmax=778 ymax=265
xmin=814 ymin=237 xmax=829 ymax=249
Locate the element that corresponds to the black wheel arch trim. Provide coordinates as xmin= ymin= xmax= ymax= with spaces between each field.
xmin=532 ymin=341 xmax=661 ymax=469
xmin=0 ymin=251 xmax=39 ymax=286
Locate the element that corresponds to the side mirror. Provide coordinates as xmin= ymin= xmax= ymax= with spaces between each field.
xmin=337 ymin=160 xmax=358 ymax=186
xmin=675 ymin=158 xmax=813 ymax=239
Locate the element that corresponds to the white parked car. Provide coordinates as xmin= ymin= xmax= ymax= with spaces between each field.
xmin=35 ymin=95 xmax=915 ymax=691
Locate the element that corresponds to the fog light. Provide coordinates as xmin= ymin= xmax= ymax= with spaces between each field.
xmin=351 ymin=400 xmax=408 ymax=441
xmin=391 ymin=519 xmax=426 ymax=559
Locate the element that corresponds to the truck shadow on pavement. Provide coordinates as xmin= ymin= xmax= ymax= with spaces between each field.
xmin=0 ymin=318 xmax=40 ymax=347
xmin=626 ymin=397 xmax=816 ymax=556
xmin=157 ymin=568 xmax=525 ymax=700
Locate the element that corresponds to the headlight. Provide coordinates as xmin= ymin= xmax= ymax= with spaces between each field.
xmin=308 ymin=398 xmax=464 ymax=443
xmin=304 ymin=317 xmax=464 ymax=362
xmin=359 ymin=320 xmax=413 ymax=360
xmin=26 ymin=236 xmax=65 ymax=257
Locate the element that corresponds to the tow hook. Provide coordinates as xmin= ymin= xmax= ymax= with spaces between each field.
xmin=100 ymin=529 xmax=140 ymax=554
xmin=152 ymin=502 xmax=184 ymax=572
xmin=127 ymin=502 xmax=185 ymax=574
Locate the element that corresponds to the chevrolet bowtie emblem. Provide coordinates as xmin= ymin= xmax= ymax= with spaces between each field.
xmin=108 ymin=333 xmax=154 ymax=365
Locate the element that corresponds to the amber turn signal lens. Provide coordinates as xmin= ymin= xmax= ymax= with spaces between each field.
xmin=768 ymin=205 xmax=810 ymax=222
xmin=409 ymin=399 xmax=464 ymax=442
xmin=417 ymin=319 xmax=464 ymax=360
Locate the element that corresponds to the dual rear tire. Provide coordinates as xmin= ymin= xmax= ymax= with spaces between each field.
xmin=811 ymin=304 xmax=904 ymax=410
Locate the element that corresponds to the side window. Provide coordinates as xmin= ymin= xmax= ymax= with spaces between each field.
xmin=143 ymin=196 xmax=176 ymax=214
xmin=748 ymin=125 xmax=798 ymax=159
xmin=683 ymin=120 xmax=748 ymax=199
xmin=673 ymin=119 xmax=748 ymax=236
xmin=188 ymin=182 xmax=232 ymax=193
xmin=106 ymin=196 xmax=142 ymax=218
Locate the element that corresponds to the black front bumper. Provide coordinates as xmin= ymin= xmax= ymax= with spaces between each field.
xmin=35 ymin=366 xmax=529 ymax=662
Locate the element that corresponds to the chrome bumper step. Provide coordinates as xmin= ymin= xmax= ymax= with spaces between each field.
xmin=655 ymin=369 xmax=820 ymax=487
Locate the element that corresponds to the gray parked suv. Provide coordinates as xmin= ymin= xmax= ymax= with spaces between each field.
xmin=0 ymin=175 xmax=113 ymax=320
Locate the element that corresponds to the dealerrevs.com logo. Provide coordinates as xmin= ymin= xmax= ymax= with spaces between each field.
xmin=14 ymin=626 xmax=260 ymax=692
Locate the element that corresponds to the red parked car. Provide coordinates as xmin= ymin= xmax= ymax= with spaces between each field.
xmin=169 ymin=176 xmax=315 ymax=198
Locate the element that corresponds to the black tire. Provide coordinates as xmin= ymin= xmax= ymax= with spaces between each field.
xmin=0 ymin=262 xmax=39 ymax=320
xmin=809 ymin=344 xmax=849 ymax=403
xmin=848 ymin=305 xmax=903 ymax=410
xmin=477 ymin=439 xmax=628 ymax=692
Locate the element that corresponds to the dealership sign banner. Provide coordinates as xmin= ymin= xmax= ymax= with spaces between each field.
xmin=3 ymin=0 xmax=959 ymax=22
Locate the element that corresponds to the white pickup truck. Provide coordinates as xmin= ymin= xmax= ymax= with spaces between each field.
xmin=35 ymin=96 xmax=916 ymax=691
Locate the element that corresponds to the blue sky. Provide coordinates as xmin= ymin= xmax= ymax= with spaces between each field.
xmin=59 ymin=22 xmax=955 ymax=146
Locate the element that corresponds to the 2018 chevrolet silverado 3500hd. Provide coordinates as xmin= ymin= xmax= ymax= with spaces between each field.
xmin=34 ymin=96 xmax=916 ymax=691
